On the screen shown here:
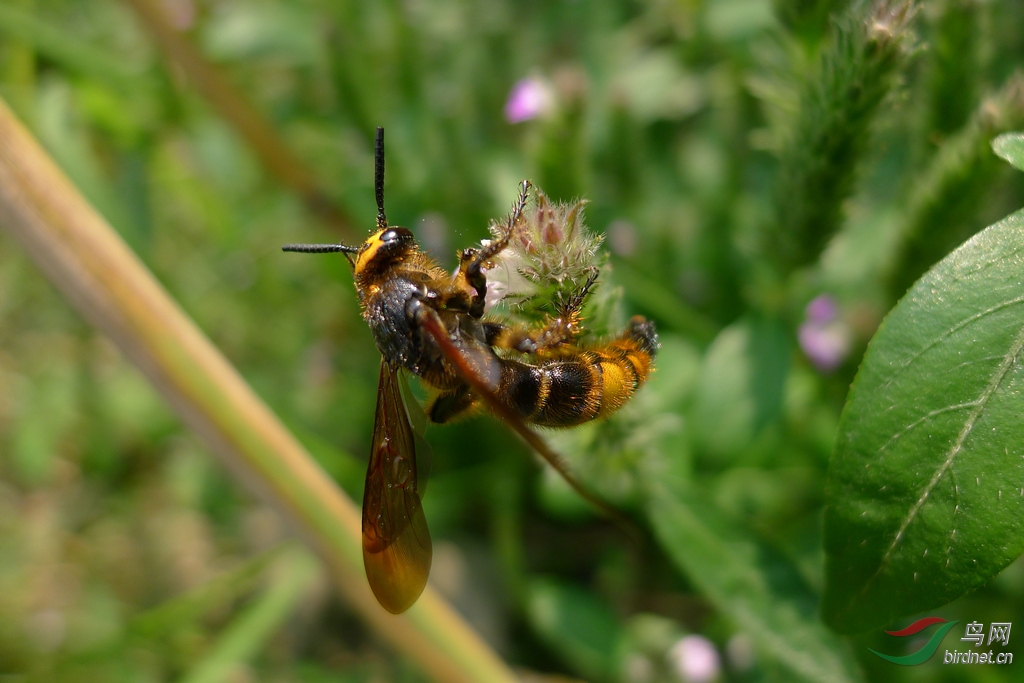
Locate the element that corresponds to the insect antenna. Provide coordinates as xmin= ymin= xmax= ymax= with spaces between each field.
xmin=281 ymin=243 xmax=359 ymax=267
xmin=375 ymin=126 xmax=387 ymax=230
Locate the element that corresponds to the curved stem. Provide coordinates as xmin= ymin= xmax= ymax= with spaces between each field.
xmin=122 ymin=0 xmax=356 ymax=239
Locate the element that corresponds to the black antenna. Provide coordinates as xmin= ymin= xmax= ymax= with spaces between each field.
xmin=375 ymin=127 xmax=387 ymax=230
xmin=282 ymin=242 xmax=359 ymax=266
xmin=282 ymin=244 xmax=358 ymax=254
xmin=282 ymin=128 xmax=387 ymax=267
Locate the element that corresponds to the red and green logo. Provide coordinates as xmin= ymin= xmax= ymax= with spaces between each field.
xmin=869 ymin=617 xmax=959 ymax=665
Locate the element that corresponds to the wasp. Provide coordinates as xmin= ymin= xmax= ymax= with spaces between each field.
xmin=284 ymin=128 xmax=657 ymax=613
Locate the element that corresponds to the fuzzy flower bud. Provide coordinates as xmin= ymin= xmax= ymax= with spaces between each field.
xmin=482 ymin=188 xmax=604 ymax=320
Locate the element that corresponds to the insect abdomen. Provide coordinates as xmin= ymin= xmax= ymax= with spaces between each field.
xmin=500 ymin=316 xmax=657 ymax=427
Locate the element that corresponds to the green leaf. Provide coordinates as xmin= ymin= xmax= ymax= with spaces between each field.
xmin=201 ymin=3 xmax=325 ymax=66
xmin=645 ymin=480 xmax=863 ymax=683
xmin=525 ymin=577 xmax=622 ymax=682
xmin=131 ymin=548 xmax=281 ymax=640
xmin=992 ymin=132 xmax=1024 ymax=172
xmin=823 ymin=208 xmax=1024 ymax=634
xmin=691 ymin=317 xmax=790 ymax=461
xmin=0 ymin=3 xmax=149 ymax=91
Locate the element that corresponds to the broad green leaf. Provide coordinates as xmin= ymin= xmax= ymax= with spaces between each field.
xmin=993 ymin=132 xmax=1024 ymax=172
xmin=645 ymin=480 xmax=863 ymax=683
xmin=691 ymin=317 xmax=790 ymax=460
xmin=823 ymin=208 xmax=1024 ymax=634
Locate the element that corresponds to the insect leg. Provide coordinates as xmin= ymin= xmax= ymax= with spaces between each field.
xmin=532 ymin=266 xmax=601 ymax=350
xmin=411 ymin=298 xmax=636 ymax=535
xmin=481 ymin=267 xmax=602 ymax=358
xmin=427 ymin=385 xmax=480 ymax=424
xmin=557 ymin=266 xmax=600 ymax=320
xmin=482 ymin=321 xmax=540 ymax=354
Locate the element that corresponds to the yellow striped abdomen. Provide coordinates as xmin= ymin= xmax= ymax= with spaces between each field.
xmin=497 ymin=316 xmax=657 ymax=427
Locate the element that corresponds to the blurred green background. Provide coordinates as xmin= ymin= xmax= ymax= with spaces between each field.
xmin=2 ymin=0 xmax=1024 ymax=681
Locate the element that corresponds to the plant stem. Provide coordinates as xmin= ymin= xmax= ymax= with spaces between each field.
xmin=768 ymin=0 xmax=918 ymax=272
xmin=122 ymin=0 xmax=356 ymax=240
xmin=887 ymin=73 xmax=1024 ymax=299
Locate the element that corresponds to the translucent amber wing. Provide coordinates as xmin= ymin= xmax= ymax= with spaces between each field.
xmin=362 ymin=360 xmax=432 ymax=613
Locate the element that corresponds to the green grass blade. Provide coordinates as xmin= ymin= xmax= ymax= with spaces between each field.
xmin=179 ymin=547 xmax=319 ymax=683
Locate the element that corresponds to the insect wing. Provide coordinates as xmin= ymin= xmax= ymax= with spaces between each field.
xmin=397 ymin=368 xmax=432 ymax=493
xmin=362 ymin=359 xmax=432 ymax=613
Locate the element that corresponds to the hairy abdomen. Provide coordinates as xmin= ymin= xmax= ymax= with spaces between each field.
xmin=500 ymin=317 xmax=657 ymax=427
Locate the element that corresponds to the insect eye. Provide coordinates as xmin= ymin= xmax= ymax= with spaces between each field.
xmin=380 ymin=227 xmax=413 ymax=244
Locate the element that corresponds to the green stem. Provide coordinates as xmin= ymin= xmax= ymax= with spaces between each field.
xmin=886 ymin=74 xmax=1024 ymax=299
xmin=121 ymin=0 xmax=356 ymax=239
xmin=768 ymin=0 xmax=918 ymax=272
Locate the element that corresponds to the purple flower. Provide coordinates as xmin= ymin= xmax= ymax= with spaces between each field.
xmin=799 ymin=295 xmax=851 ymax=373
xmin=805 ymin=294 xmax=839 ymax=325
xmin=504 ymin=76 xmax=554 ymax=123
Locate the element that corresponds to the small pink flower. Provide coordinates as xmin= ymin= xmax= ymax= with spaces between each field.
xmin=668 ymin=635 xmax=721 ymax=683
xmin=799 ymin=295 xmax=851 ymax=373
xmin=805 ymin=294 xmax=839 ymax=325
xmin=504 ymin=76 xmax=555 ymax=123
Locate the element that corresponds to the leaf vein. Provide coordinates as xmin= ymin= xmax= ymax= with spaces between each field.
xmin=884 ymin=295 xmax=1024 ymax=386
xmin=876 ymin=401 xmax=979 ymax=456
xmin=863 ymin=318 xmax=1024 ymax=596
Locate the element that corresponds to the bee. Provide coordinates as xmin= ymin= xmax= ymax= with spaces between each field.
xmin=284 ymin=128 xmax=657 ymax=613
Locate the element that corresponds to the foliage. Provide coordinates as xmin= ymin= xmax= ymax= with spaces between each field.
xmin=823 ymin=197 xmax=1024 ymax=634
xmin=3 ymin=0 xmax=1024 ymax=682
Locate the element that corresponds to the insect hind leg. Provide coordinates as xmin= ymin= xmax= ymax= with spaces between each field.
xmin=427 ymin=386 xmax=480 ymax=424
xmin=483 ymin=267 xmax=601 ymax=357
